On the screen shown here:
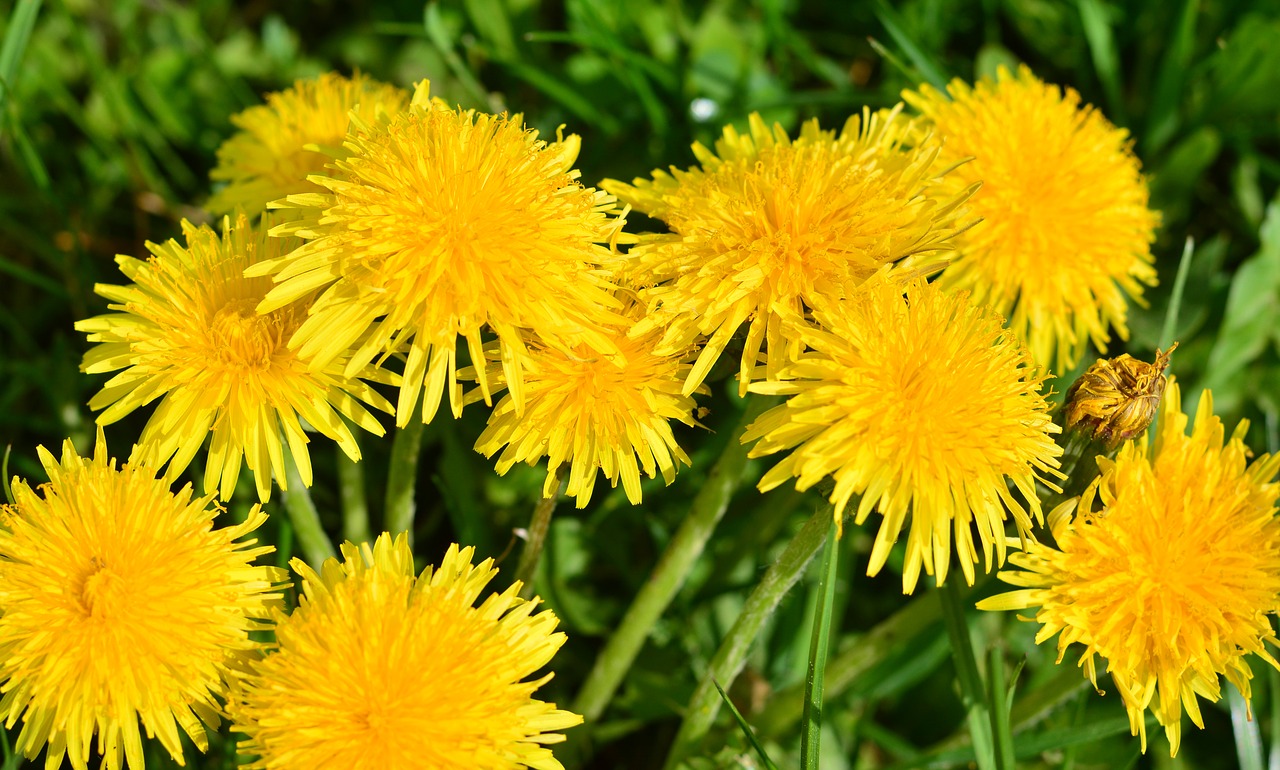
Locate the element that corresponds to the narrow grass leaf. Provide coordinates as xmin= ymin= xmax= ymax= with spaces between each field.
xmin=800 ymin=520 xmax=840 ymax=770
xmin=499 ymin=59 xmax=620 ymax=134
xmin=1232 ymin=685 xmax=1266 ymax=770
xmin=1144 ymin=0 xmax=1200 ymax=154
xmin=1077 ymin=0 xmax=1125 ymax=124
xmin=872 ymin=0 xmax=948 ymax=89
xmin=712 ymin=679 xmax=780 ymax=770
xmin=1159 ymin=236 xmax=1195 ymax=350
xmin=2 ymin=445 xmax=13 ymax=505
xmin=0 ymin=0 xmax=42 ymax=120
xmin=424 ymin=1 xmax=493 ymax=108
xmin=940 ymin=577 xmax=996 ymax=770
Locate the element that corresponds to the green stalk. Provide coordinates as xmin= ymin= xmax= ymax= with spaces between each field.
xmin=514 ymin=468 xmax=565 ymax=600
xmin=801 ymin=521 xmax=841 ymax=770
xmin=663 ymin=503 xmax=835 ymax=770
xmin=282 ymin=451 xmax=336 ymax=567
xmin=385 ymin=407 xmax=427 ymax=543
xmin=338 ymin=439 xmax=370 ymax=545
xmin=940 ymin=576 xmax=996 ymax=770
xmin=572 ymin=395 xmax=775 ymax=724
xmin=987 ymin=646 xmax=1016 ymax=770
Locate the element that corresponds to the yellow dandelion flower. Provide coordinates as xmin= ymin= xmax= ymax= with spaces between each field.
xmin=0 ymin=430 xmax=284 ymax=770
xmin=208 ymin=72 xmax=409 ymax=216
xmin=743 ymin=279 xmax=1063 ymax=593
xmin=231 ymin=533 xmax=581 ymax=770
xmin=472 ymin=305 xmax=705 ymax=508
xmin=903 ymin=65 xmax=1159 ymax=373
xmin=76 ymin=214 xmax=394 ymax=501
xmin=979 ymin=381 xmax=1280 ymax=756
xmin=603 ymin=108 xmax=973 ymax=397
xmin=252 ymin=80 xmax=628 ymax=427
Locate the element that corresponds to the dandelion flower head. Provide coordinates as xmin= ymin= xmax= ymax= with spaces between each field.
xmin=255 ymin=81 xmax=628 ymax=427
xmin=1063 ymin=343 xmax=1177 ymax=448
xmin=604 ymin=108 xmax=973 ymax=397
xmin=208 ymin=72 xmax=409 ymax=216
xmin=743 ymin=279 xmax=1063 ymax=593
xmin=77 ymin=213 xmax=394 ymax=501
xmin=903 ymin=65 xmax=1158 ymax=373
xmin=0 ymin=431 xmax=283 ymax=770
xmin=232 ymin=533 xmax=581 ymax=770
xmin=473 ymin=302 xmax=705 ymax=508
xmin=979 ymin=381 xmax=1280 ymax=755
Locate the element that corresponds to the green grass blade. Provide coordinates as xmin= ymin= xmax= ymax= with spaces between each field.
xmin=424 ymin=1 xmax=493 ymax=108
xmin=2 ymin=445 xmax=14 ymax=505
xmin=1231 ymin=686 xmax=1266 ymax=770
xmin=0 ymin=0 xmax=42 ymax=120
xmin=986 ymin=648 xmax=1019 ymax=770
xmin=872 ymin=0 xmax=948 ymax=89
xmin=712 ymin=678 xmax=780 ymax=770
xmin=498 ymin=59 xmax=621 ymax=134
xmin=1144 ymin=0 xmax=1199 ymax=154
xmin=1159 ymin=236 xmax=1195 ymax=350
xmin=800 ymin=521 xmax=840 ymax=769
xmin=1268 ymin=656 xmax=1280 ymax=770
xmin=1077 ymin=0 xmax=1126 ymax=124
xmin=940 ymin=577 xmax=996 ymax=770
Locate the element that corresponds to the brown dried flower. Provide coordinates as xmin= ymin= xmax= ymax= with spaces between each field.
xmin=1063 ymin=343 xmax=1178 ymax=448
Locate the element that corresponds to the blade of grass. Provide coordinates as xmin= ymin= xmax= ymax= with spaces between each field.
xmin=0 ymin=0 xmax=42 ymax=121
xmin=497 ymin=59 xmax=621 ymax=134
xmin=872 ymin=0 xmax=948 ymax=89
xmin=1144 ymin=0 xmax=1200 ymax=154
xmin=801 ymin=520 xmax=840 ymax=769
xmin=424 ymin=1 xmax=494 ymax=108
xmin=940 ymin=577 xmax=996 ymax=770
xmin=986 ymin=647 xmax=1017 ymax=770
xmin=1269 ymin=655 xmax=1280 ymax=770
xmin=1077 ymin=0 xmax=1126 ymax=125
xmin=1159 ymin=237 xmax=1196 ymax=350
xmin=713 ymin=679 xmax=781 ymax=770
xmin=664 ymin=502 xmax=836 ymax=769
xmin=2 ymin=445 xmax=13 ymax=505
xmin=1232 ymin=685 xmax=1266 ymax=770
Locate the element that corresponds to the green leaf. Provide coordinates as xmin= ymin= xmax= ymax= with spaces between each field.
xmin=1077 ymin=0 xmax=1125 ymax=123
xmin=800 ymin=521 xmax=840 ymax=770
xmin=464 ymin=0 xmax=518 ymax=59
xmin=1143 ymin=0 xmax=1199 ymax=155
xmin=1230 ymin=685 xmax=1265 ymax=770
xmin=0 ymin=0 xmax=42 ymax=121
xmin=873 ymin=0 xmax=949 ymax=89
xmin=1158 ymin=237 xmax=1195 ymax=351
xmin=712 ymin=679 xmax=780 ymax=770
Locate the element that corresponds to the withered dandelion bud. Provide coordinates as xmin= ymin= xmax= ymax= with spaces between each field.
xmin=1063 ymin=343 xmax=1178 ymax=448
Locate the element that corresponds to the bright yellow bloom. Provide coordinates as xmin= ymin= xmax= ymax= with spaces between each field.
xmin=254 ymin=81 xmax=628 ymax=427
xmin=604 ymin=108 xmax=973 ymax=397
xmin=231 ymin=533 xmax=581 ymax=770
xmin=208 ymin=72 xmax=409 ymax=216
xmin=0 ymin=431 xmax=283 ymax=770
xmin=903 ymin=65 xmax=1158 ymax=374
xmin=979 ymin=381 xmax=1280 ymax=756
xmin=473 ymin=305 xmax=704 ymax=508
xmin=77 ymin=214 xmax=393 ymax=501
xmin=744 ymin=280 xmax=1062 ymax=593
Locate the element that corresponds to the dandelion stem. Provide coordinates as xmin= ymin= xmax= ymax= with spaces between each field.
xmin=514 ymin=468 xmax=565 ymax=600
xmin=385 ymin=407 xmax=426 ymax=544
xmin=338 ymin=438 xmax=370 ymax=546
xmin=282 ymin=451 xmax=336 ymax=567
xmin=572 ymin=394 xmax=775 ymax=725
xmin=939 ymin=576 xmax=997 ymax=770
xmin=664 ymin=502 xmax=836 ymax=770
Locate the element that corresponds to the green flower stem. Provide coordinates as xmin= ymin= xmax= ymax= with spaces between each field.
xmin=572 ymin=394 xmax=775 ymax=724
xmin=940 ymin=576 xmax=997 ymax=770
xmin=514 ymin=468 xmax=565 ymax=600
xmin=282 ymin=451 xmax=336 ymax=567
xmin=385 ymin=409 xmax=427 ymax=544
xmin=664 ymin=502 xmax=836 ymax=770
xmin=338 ymin=439 xmax=370 ymax=546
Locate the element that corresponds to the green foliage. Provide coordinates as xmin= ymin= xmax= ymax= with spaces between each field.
xmin=1 ymin=0 xmax=1278 ymax=768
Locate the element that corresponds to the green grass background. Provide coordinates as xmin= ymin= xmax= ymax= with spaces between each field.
xmin=2 ymin=0 xmax=1280 ymax=768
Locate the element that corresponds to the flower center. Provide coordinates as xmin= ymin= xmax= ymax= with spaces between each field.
xmin=208 ymin=298 xmax=288 ymax=371
xmin=80 ymin=561 xmax=127 ymax=620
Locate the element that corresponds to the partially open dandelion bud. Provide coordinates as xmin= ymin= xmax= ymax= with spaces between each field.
xmin=1063 ymin=343 xmax=1177 ymax=448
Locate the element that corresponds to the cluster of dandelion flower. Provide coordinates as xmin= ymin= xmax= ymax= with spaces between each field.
xmin=0 ymin=431 xmax=284 ymax=770
xmin=254 ymin=80 xmax=629 ymax=428
xmin=76 ymin=213 xmax=394 ymax=502
xmin=231 ymin=533 xmax=581 ymax=769
xmin=980 ymin=381 xmax=1280 ymax=755
xmin=605 ymin=107 xmax=975 ymax=397
xmin=904 ymin=64 xmax=1158 ymax=373
xmin=743 ymin=279 xmax=1063 ymax=593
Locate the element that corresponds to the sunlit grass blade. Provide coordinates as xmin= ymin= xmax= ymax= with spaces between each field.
xmin=712 ymin=679 xmax=780 ymax=770
xmin=2 ymin=445 xmax=13 ymax=505
xmin=1231 ymin=686 xmax=1266 ymax=770
xmin=0 ymin=0 xmax=42 ymax=121
xmin=424 ymin=1 xmax=493 ymax=108
xmin=986 ymin=647 xmax=1021 ymax=770
xmin=800 ymin=520 xmax=840 ymax=769
xmin=1159 ymin=236 xmax=1195 ymax=350
xmin=1144 ymin=0 xmax=1199 ymax=154
xmin=1078 ymin=0 xmax=1126 ymax=124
